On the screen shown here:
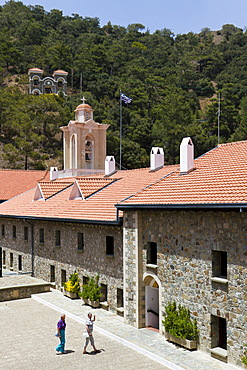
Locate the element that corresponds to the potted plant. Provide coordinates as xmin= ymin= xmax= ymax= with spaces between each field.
xmin=162 ymin=301 xmax=199 ymax=350
xmin=79 ymin=275 xmax=102 ymax=308
xmin=63 ymin=271 xmax=80 ymax=299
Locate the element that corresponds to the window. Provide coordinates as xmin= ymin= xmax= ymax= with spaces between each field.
xmin=106 ymin=236 xmax=114 ymax=256
xmin=39 ymin=228 xmax=44 ymax=244
xmin=10 ymin=252 xmax=13 ymax=268
xmin=117 ymin=288 xmax=123 ymax=308
xmin=12 ymin=225 xmax=16 ymax=239
xmin=55 ymin=230 xmax=61 ymax=247
xmin=212 ymin=251 xmax=227 ymax=279
xmin=100 ymin=283 xmax=107 ymax=302
xmin=1 ymin=224 xmax=5 ymax=237
xmin=147 ymin=242 xmax=157 ymax=265
xmin=24 ymin=226 xmax=28 ymax=241
xmin=61 ymin=269 xmax=66 ymax=285
xmin=211 ymin=315 xmax=227 ymax=350
xmin=2 ymin=250 xmax=6 ymax=266
xmin=18 ymin=255 xmax=22 ymax=271
xmin=77 ymin=232 xmax=84 ymax=251
xmin=83 ymin=276 xmax=89 ymax=285
xmin=50 ymin=265 xmax=55 ymax=282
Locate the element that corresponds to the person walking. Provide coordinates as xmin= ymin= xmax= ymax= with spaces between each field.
xmin=83 ymin=312 xmax=98 ymax=354
xmin=56 ymin=314 xmax=66 ymax=354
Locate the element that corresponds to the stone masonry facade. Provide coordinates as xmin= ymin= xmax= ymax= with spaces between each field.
xmin=123 ymin=209 xmax=247 ymax=368
xmin=0 ymin=217 xmax=123 ymax=313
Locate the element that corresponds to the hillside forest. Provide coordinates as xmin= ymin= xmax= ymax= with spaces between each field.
xmin=1 ymin=1 xmax=247 ymax=170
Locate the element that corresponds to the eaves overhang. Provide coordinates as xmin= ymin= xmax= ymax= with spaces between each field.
xmin=0 ymin=214 xmax=122 ymax=226
xmin=115 ymin=202 xmax=247 ymax=212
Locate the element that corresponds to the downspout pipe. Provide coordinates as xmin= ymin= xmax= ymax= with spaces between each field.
xmin=24 ymin=219 xmax=34 ymax=277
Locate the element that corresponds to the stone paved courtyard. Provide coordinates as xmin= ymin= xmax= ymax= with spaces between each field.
xmin=0 ymin=298 xmax=169 ymax=370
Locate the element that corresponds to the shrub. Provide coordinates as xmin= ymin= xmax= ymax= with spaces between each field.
xmin=79 ymin=275 xmax=102 ymax=302
xmin=162 ymin=301 xmax=199 ymax=340
xmin=63 ymin=271 xmax=80 ymax=293
xmin=242 ymin=345 xmax=247 ymax=365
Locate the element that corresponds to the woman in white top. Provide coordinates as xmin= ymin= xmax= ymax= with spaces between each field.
xmin=83 ymin=312 xmax=98 ymax=354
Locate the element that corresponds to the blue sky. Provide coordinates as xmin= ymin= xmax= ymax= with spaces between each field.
xmin=1 ymin=0 xmax=247 ymax=35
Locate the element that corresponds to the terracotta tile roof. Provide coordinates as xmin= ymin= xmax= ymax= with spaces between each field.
xmin=53 ymin=70 xmax=68 ymax=75
xmin=2 ymin=140 xmax=246 ymax=222
xmin=28 ymin=68 xmax=43 ymax=73
xmin=0 ymin=170 xmax=49 ymax=201
xmin=119 ymin=141 xmax=247 ymax=206
xmin=37 ymin=181 xmax=73 ymax=200
xmin=0 ymin=165 xmax=177 ymax=222
xmin=76 ymin=177 xmax=117 ymax=198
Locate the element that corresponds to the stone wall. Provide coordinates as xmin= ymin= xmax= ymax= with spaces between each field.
xmin=0 ymin=218 xmax=123 ymax=312
xmin=123 ymin=209 xmax=247 ymax=368
xmin=0 ymin=283 xmax=50 ymax=302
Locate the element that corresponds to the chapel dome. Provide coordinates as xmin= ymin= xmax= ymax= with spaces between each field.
xmin=74 ymin=103 xmax=92 ymax=111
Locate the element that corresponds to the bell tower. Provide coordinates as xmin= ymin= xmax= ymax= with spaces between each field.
xmin=60 ymin=98 xmax=109 ymax=170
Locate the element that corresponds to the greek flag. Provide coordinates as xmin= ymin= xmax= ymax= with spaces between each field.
xmin=120 ymin=93 xmax=132 ymax=104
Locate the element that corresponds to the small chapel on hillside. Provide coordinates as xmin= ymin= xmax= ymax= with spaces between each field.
xmin=28 ymin=68 xmax=68 ymax=96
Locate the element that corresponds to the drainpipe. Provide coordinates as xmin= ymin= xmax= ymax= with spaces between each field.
xmin=24 ymin=219 xmax=34 ymax=277
xmin=116 ymin=209 xmax=119 ymax=223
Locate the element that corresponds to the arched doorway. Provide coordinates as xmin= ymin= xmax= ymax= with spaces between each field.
xmin=144 ymin=274 xmax=160 ymax=330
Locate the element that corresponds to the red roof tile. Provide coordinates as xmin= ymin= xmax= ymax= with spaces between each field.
xmin=2 ymin=140 xmax=247 ymax=221
xmin=37 ymin=181 xmax=73 ymax=200
xmin=0 ymin=170 xmax=49 ymax=201
xmin=0 ymin=165 xmax=176 ymax=222
xmin=120 ymin=141 xmax=247 ymax=206
xmin=76 ymin=177 xmax=117 ymax=198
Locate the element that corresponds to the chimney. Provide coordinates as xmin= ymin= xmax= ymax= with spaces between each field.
xmin=105 ymin=156 xmax=115 ymax=176
xmin=150 ymin=147 xmax=164 ymax=171
xmin=50 ymin=167 xmax=58 ymax=181
xmin=180 ymin=137 xmax=194 ymax=174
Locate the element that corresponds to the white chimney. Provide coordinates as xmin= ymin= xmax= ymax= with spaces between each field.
xmin=50 ymin=167 xmax=58 ymax=181
xmin=180 ymin=137 xmax=194 ymax=174
xmin=105 ymin=156 xmax=115 ymax=176
xmin=150 ymin=147 xmax=164 ymax=171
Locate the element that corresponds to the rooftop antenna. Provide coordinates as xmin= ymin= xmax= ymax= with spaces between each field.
xmin=217 ymin=92 xmax=220 ymax=145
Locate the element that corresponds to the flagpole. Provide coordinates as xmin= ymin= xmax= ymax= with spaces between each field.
xmin=120 ymin=90 xmax=122 ymax=169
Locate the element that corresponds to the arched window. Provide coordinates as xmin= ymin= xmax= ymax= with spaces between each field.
xmin=85 ymin=135 xmax=94 ymax=169
xmin=33 ymin=77 xmax=39 ymax=86
xmin=71 ymin=135 xmax=76 ymax=168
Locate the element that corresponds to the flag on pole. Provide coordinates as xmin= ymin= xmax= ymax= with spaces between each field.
xmin=120 ymin=93 xmax=132 ymax=104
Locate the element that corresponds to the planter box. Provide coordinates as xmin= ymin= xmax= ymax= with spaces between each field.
xmin=82 ymin=298 xmax=100 ymax=308
xmin=165 ymin=331 xmax=197 ymax=350
xmin=63 ymin=289 xmax=78 ymax=299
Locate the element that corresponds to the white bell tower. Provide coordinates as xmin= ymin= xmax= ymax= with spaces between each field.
xmin=60 ymin=97 xmax=109 ymax=170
